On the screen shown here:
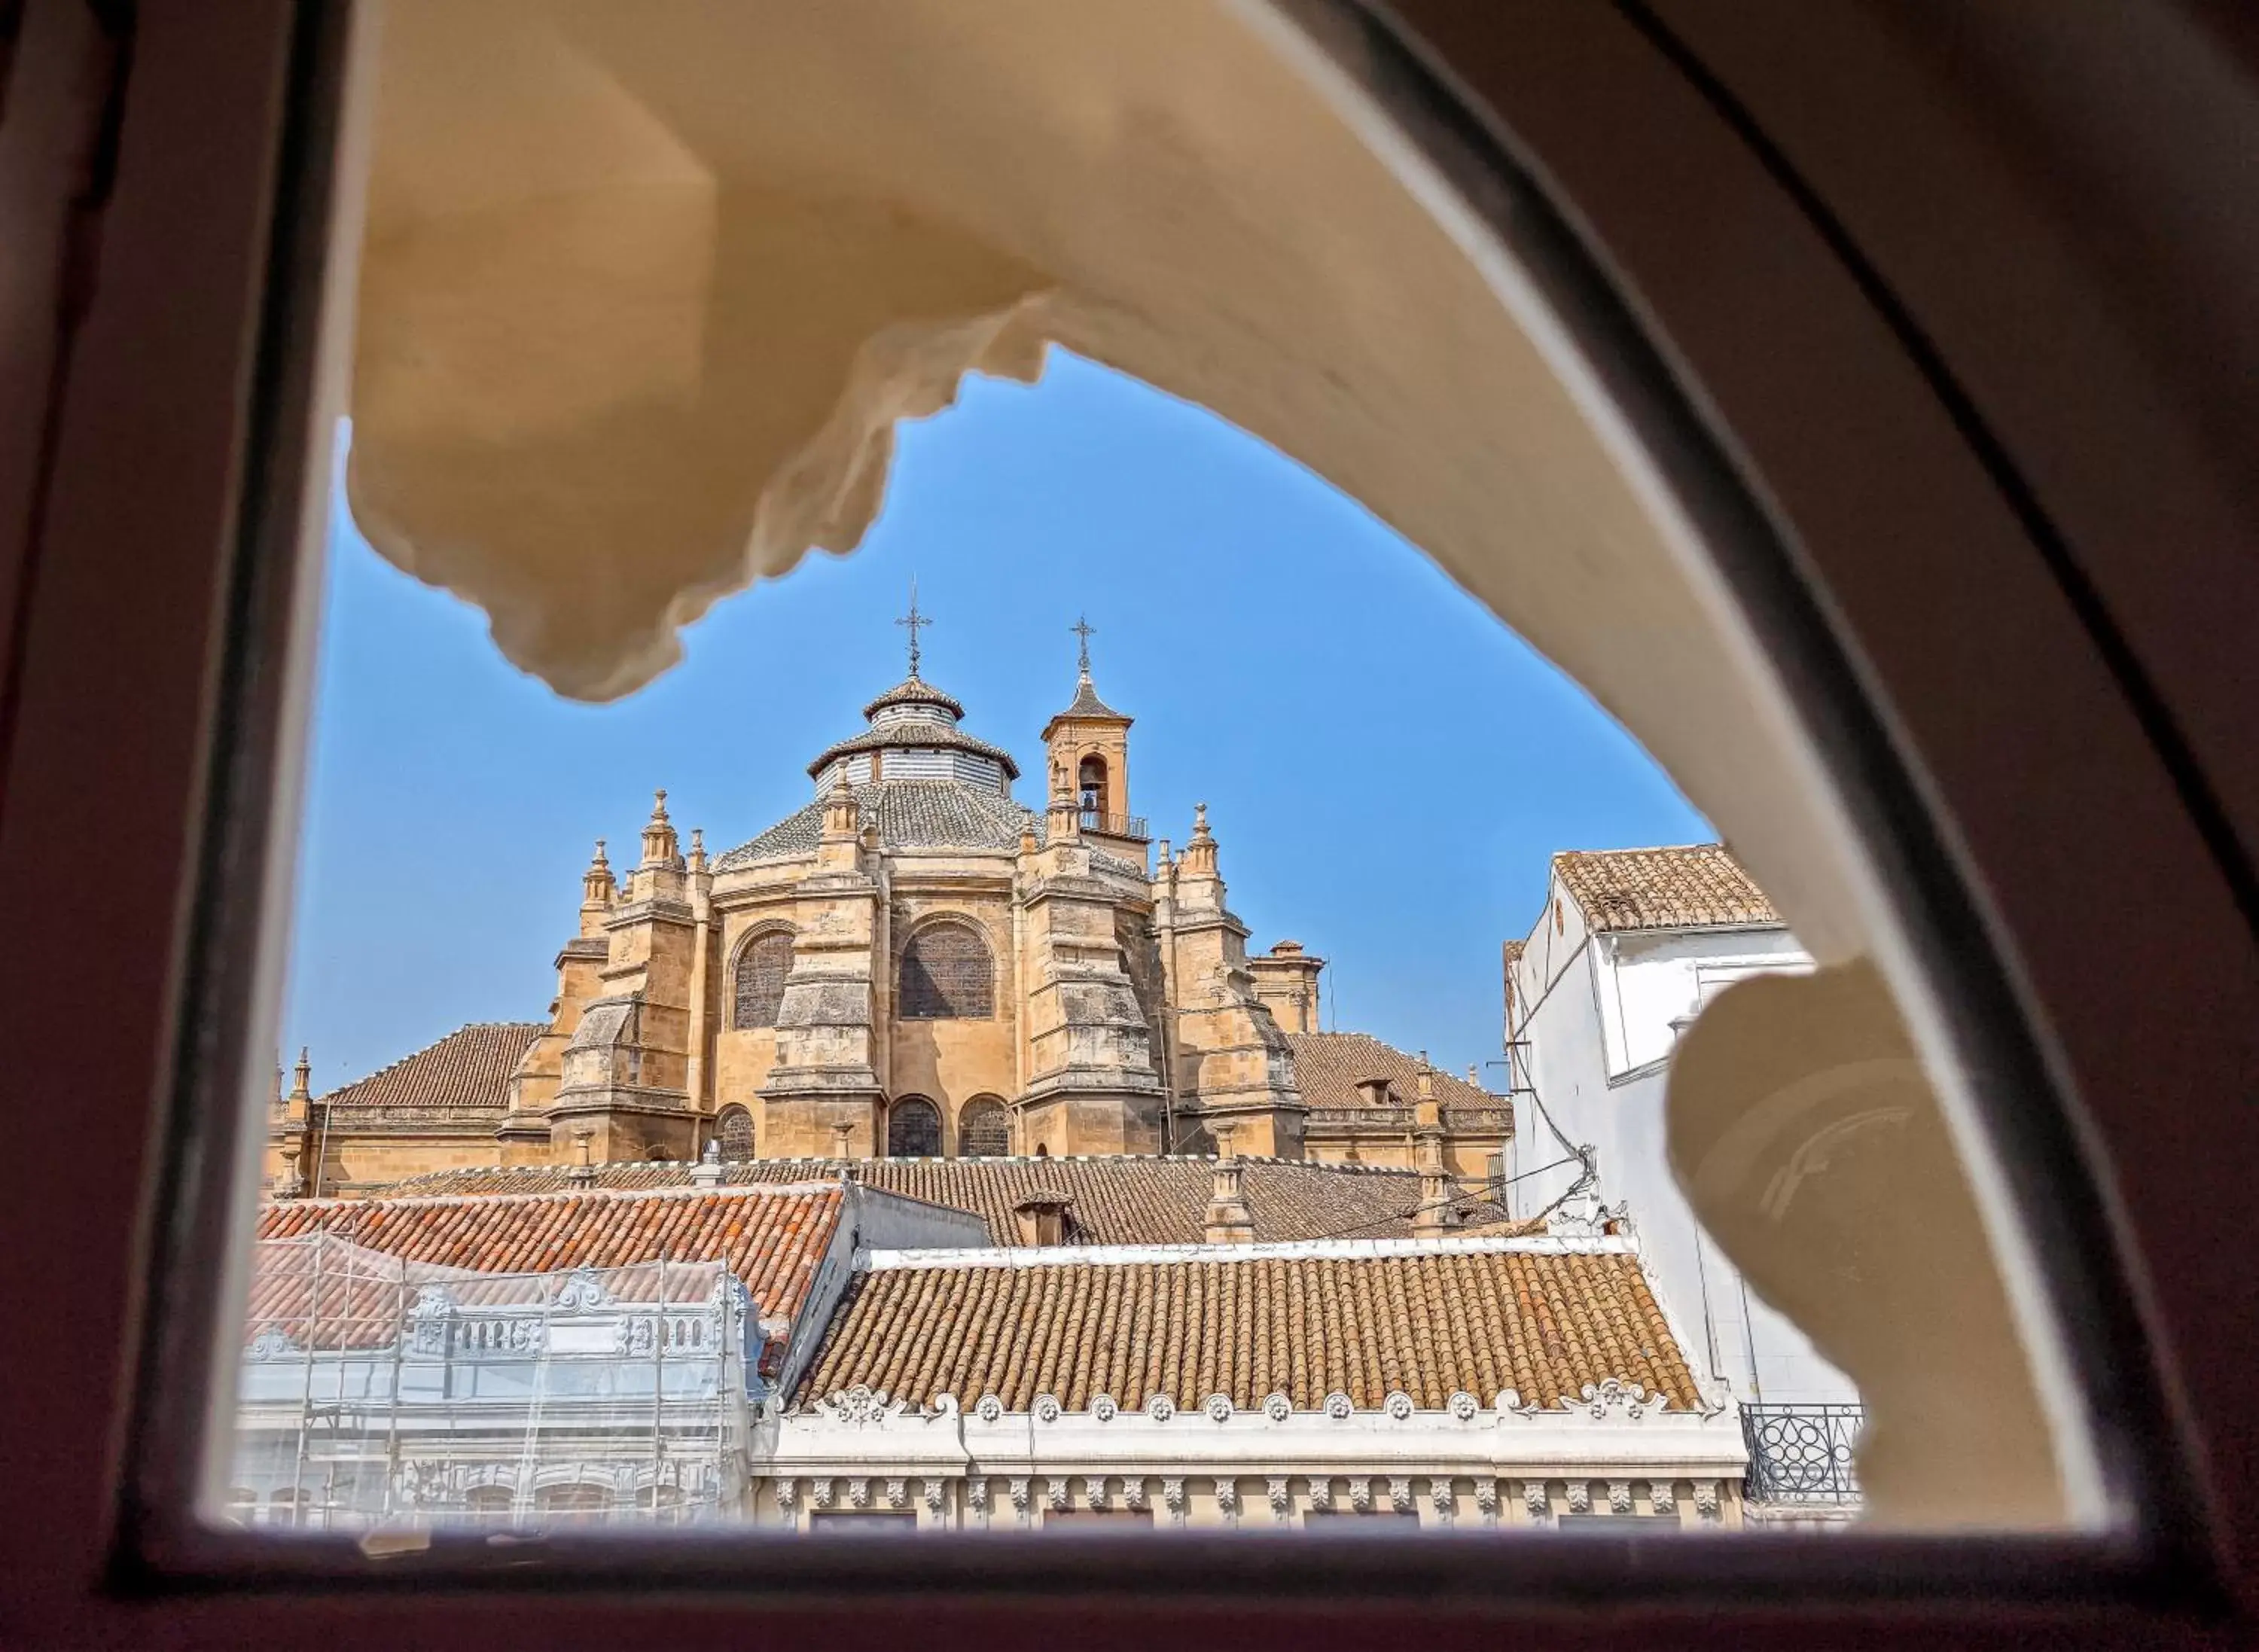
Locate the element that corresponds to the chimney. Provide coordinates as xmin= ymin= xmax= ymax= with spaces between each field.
xmin=1011 ymin=1188 xmax=1073 ymax=1246
xmin=566 ymin=1125 xmax=596 ymax=1186
xmin=691 ymin=1137 xmax=723 ymax=1189
xmin=1203 ymin=1128 xmax=1256 ymax=1245
xmin=831 ymin=1120 xmax=855 ymax=1161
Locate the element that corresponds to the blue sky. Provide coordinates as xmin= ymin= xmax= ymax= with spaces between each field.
xmin=283 ymin=351 xmax=1708 ymax=1090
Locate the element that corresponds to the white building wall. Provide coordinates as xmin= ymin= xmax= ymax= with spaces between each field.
xmin=1505 ymin=876 xmax=1855 ymax=1407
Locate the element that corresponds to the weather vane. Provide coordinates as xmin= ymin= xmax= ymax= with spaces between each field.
xmin=1071 ymin=614 xmax=1096 ymax=675
xmin=897 ymin=579 xmax=931 ymax=678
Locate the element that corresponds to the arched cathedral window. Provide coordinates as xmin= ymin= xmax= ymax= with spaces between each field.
xmin=732 ymin=929 xmax=793 ymax=1029
xmin=715 ymin=1105 xmax=755 ymax=1162
xmin=959 ymin=1096 xmax=1009 ymax=1157
xmin=886 ymin=1096 xmax=942 ymax=1157
xmin=898 ymin=919 xmax=994 ymax=1020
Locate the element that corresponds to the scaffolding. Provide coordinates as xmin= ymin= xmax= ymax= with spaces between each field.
xmin=227 ymin=1231 xmax=761 ymax=1531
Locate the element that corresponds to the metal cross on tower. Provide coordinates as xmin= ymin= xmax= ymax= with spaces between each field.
xmin=1071 ymin=614 xmax=1096 ymax=675
xmin=896 ymin=580 xmax=931 ymax=678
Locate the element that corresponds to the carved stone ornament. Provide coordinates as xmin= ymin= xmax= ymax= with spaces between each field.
xmin=849 ymin=1478 xmax=873 ymax=1510
xmin=1307 ymin=1478 xmax=1334 ymax=1512
xmin=1033 ymin=1392 xmax=1063 ymax=1424
xmin=1090 ymin=1392 xmax=1119 ymax=1422
xmin=1083 ymin=1477 xmax=1111 ymax=1510
xmin=966 ymin=1478 xmax=992 ymax=1513
xmin=1523 ymin=1482 xmax=1549 ymax=1519
xmin=924 ymin=1480 xmax=946 ymax=1516
xmin=1215 ymin=1479 xmax=1240 ymax=1517
xmin=1122 ymin=1478 xmax=1148 ymax=1512
xmin=1565 ymin=1481 xmax=1592 ymax=1515
xmin=1383 ymin=1391 xmax=1415 ymax=1422
xmin=818 ymin=1384 xmax=910 ymax=1427
xmin=931 ymin=1393 xmax=961 ymax=1419
xmin=1008 ymin=1478 xmax=1032 ymax=1516
xmin=1322 ymin=1391 xmax=1354 ymax=1421
xmin=1267 ymin=1477 xmax=1291 ymax=1520
xmin=811 ymin=1478 xmax=837 ymax=1510
xmin=886 ymin=1478 xmax=908 ymax=1510
xmin=1577 ymin=1377 xmax=1660 ymax=1422
xmin=1431 ymin=1480 xmax=1454 ymax=1519
xmin=554 ymin=1266 xmax=610 ymax=1312
xmin=1145 ymin=1393 xmax=1176 ymax=1422
xmin=1389 ymin=1477 xmax=1413 ymax=1514
xmin=1608 ymin=1480 xmax=1633 ymax=1515
xmin=1349 ymin=1479 xmax=1374 ymax=1513
xmin=246 ymin=1325 xmax=298 ymax=1361
xmin=974 ymin=1393 xmax=1005 ymax=1423
xmin=1649 ymin=1480 xmax=1677 ymax=1515
xmin=1475 ymin=1480 xmax=1500 ymax=1520
xmin=1203 ymin=1392 xmax=1234 ymax=1422
xmin=1047 ymin=1478 xmax=1072 ymax=1513
xmin=1447 ymin=1391 xmax=1480 ymax=1422
xmin=1163 ymin=1478 xmax=1187 ymax=1522
xmin=1694 ymin=1481 xmax=1721 ymax=1520
xmin=775 ymin=1477 xmax=801 ymax=1512
xmin=1262 ymin=1391 xmax=1292 ymax=1423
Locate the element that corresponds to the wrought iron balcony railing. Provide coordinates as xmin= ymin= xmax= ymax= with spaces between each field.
xmin=1740 ymin=1402 xmax=1864 ymax=1506
xmin=1077 ymin=808 xmax=1148 ymax=840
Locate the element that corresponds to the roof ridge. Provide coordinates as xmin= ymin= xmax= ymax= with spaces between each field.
xmin=279 ymin=1178 xmax=848 ymax=1212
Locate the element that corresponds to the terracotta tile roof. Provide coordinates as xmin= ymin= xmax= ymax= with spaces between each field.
xmin=314 ymin=1022 xmax=544 ymax=1114
xmin=797 ymin=1242 xmax=1700 ymax=1413
xmin=253 ymin=1182 xmax=844 ymax=1322
xmin=1553 ymin=843 xmax=1779 ymax=933
xmin=1284 ymin=1032 xmax=1498 ymax=1111
xmin=371 ymin=1156 xmax=1508 ymax=1244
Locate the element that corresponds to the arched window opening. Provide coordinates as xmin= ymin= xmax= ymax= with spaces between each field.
xmin=715 ymin=1105 xmax=755 ymax=1163
xmin=887 ymin=1096 xmax=942 ymax=1157
xmin=898 ymin=920 xmax=994 ymax=1020
xmin=959 ymin=1096 xmax=1010 ymax=1157
xmin=1078 ymin=753 xmax=1109 ymax=818
xmin=647 ymin=1145 xmax=675 ymax=1162
xmin=536 ymin=1483 xmax=611 ymax=1528
xmin=731 ymin=928 xmax=793 ymax=1029
xmin=466 ymin=1484 xmax=515 ymax=1522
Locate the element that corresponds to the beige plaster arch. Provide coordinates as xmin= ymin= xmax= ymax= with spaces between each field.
xmin=337 ymin=0 xmax=2092 ymax=1525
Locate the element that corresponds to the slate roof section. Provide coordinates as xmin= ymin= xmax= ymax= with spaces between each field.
xmin=795 ymin=1241 xmax=1700 ymax=1413
xmin=313 ymin=1022 xmax=545 ymax=1114
xmin=255 ymin=1183 xmax=846 ymax=1323
xmin=861 ymin=675 xmax=966 ymax=721
xmin=1283 ymin=1032 xmax=1501 ymax=1111
xmin=715 ymin=778 xmax=1041 ymax=867
xmin=1552 ymin=843 xmax=1780 ymax=934
xmin=373 ymin=1155 xmax=1511 ymax=1244
xmin=1050 ymin=672 xmax=1126 ymax=722
xmin=805 ymin=719 xmax=1020 ymax=782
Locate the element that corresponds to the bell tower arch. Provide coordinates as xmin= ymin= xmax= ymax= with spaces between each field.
xmin=1041 ymin=615 xmax=1142 ymax=852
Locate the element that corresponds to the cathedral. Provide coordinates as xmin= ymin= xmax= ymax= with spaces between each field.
xmin=268 ymin=612 xmax=1510 ymax=1195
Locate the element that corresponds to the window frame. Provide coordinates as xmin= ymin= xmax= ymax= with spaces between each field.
xmin=896 ymin=917 xmax=998 ymax=1022
xmin=2 ymin=0 xmax=2242 ymax=1639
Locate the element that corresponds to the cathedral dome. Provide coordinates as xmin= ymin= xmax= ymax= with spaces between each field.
xmin=715 ymin=662 xmax=1039 ymax=870
xmin=803 ymin=670 xmax=1020 ymax=789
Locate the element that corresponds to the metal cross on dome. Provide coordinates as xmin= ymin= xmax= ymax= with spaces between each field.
xmin=1071 ymin=614 xmax=1096 ymax=674
xmin=896 ymin=580 xmax=931 ymax=678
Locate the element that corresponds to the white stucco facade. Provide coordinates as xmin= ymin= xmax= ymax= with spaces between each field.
xmin=1504 ymin=863 xmax=1857 ymax=1409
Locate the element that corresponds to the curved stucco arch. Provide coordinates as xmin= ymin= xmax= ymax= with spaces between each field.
xmin=337 ymin=0 xmax=2078 ymax=1525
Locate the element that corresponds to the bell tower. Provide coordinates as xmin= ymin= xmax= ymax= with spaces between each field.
xmin=1041 ymin=615 xmax=1142 ymax=857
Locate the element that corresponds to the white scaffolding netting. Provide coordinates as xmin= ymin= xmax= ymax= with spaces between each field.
xmin=226 ymin=1231 xmax=758 ymax=1531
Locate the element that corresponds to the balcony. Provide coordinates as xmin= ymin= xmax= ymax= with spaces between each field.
xmin=1740 ymin=1402 xmax=1864 ymax=1507
xmin=1076 ymin=807 xmax=1148 ymax=840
